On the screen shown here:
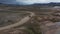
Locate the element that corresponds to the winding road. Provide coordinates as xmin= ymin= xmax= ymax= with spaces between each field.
xmin=0 ymin=11 xmax=35 ymax=30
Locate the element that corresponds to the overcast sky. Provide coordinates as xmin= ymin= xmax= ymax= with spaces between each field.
xmin=0 ymin=0 xmax=60 ymax=5
xmin=16 ymin=0 xmax=60 ymax=3
xmin=16 ymin=0 xmax=60 ymax=4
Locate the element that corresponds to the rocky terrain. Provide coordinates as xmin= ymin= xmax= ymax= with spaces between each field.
xmin=0 ymin=12 xmax=29 ymax=27
xmin=0 ymin=5 xmax=60 ymax=34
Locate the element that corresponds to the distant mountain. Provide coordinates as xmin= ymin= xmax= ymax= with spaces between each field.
xmin=0 ymin=2 xmax=60 ymax=7
xmin=33 ymin=2 xmax=60 ymax=6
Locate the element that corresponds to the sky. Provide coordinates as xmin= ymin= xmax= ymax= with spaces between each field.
xmin=16 ymin=0 xmax=60 ymax=5
xmin=0 ymin=0 xmax=60 ymax=5
xmin=0 ymin=0 xmax=16 ymax=4
xmin=16 ymin=0 xmax=60 ymax=3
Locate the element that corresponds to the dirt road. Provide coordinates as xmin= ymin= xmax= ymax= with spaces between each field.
xmin=0 ymin=11 xmax=35 ymax=30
